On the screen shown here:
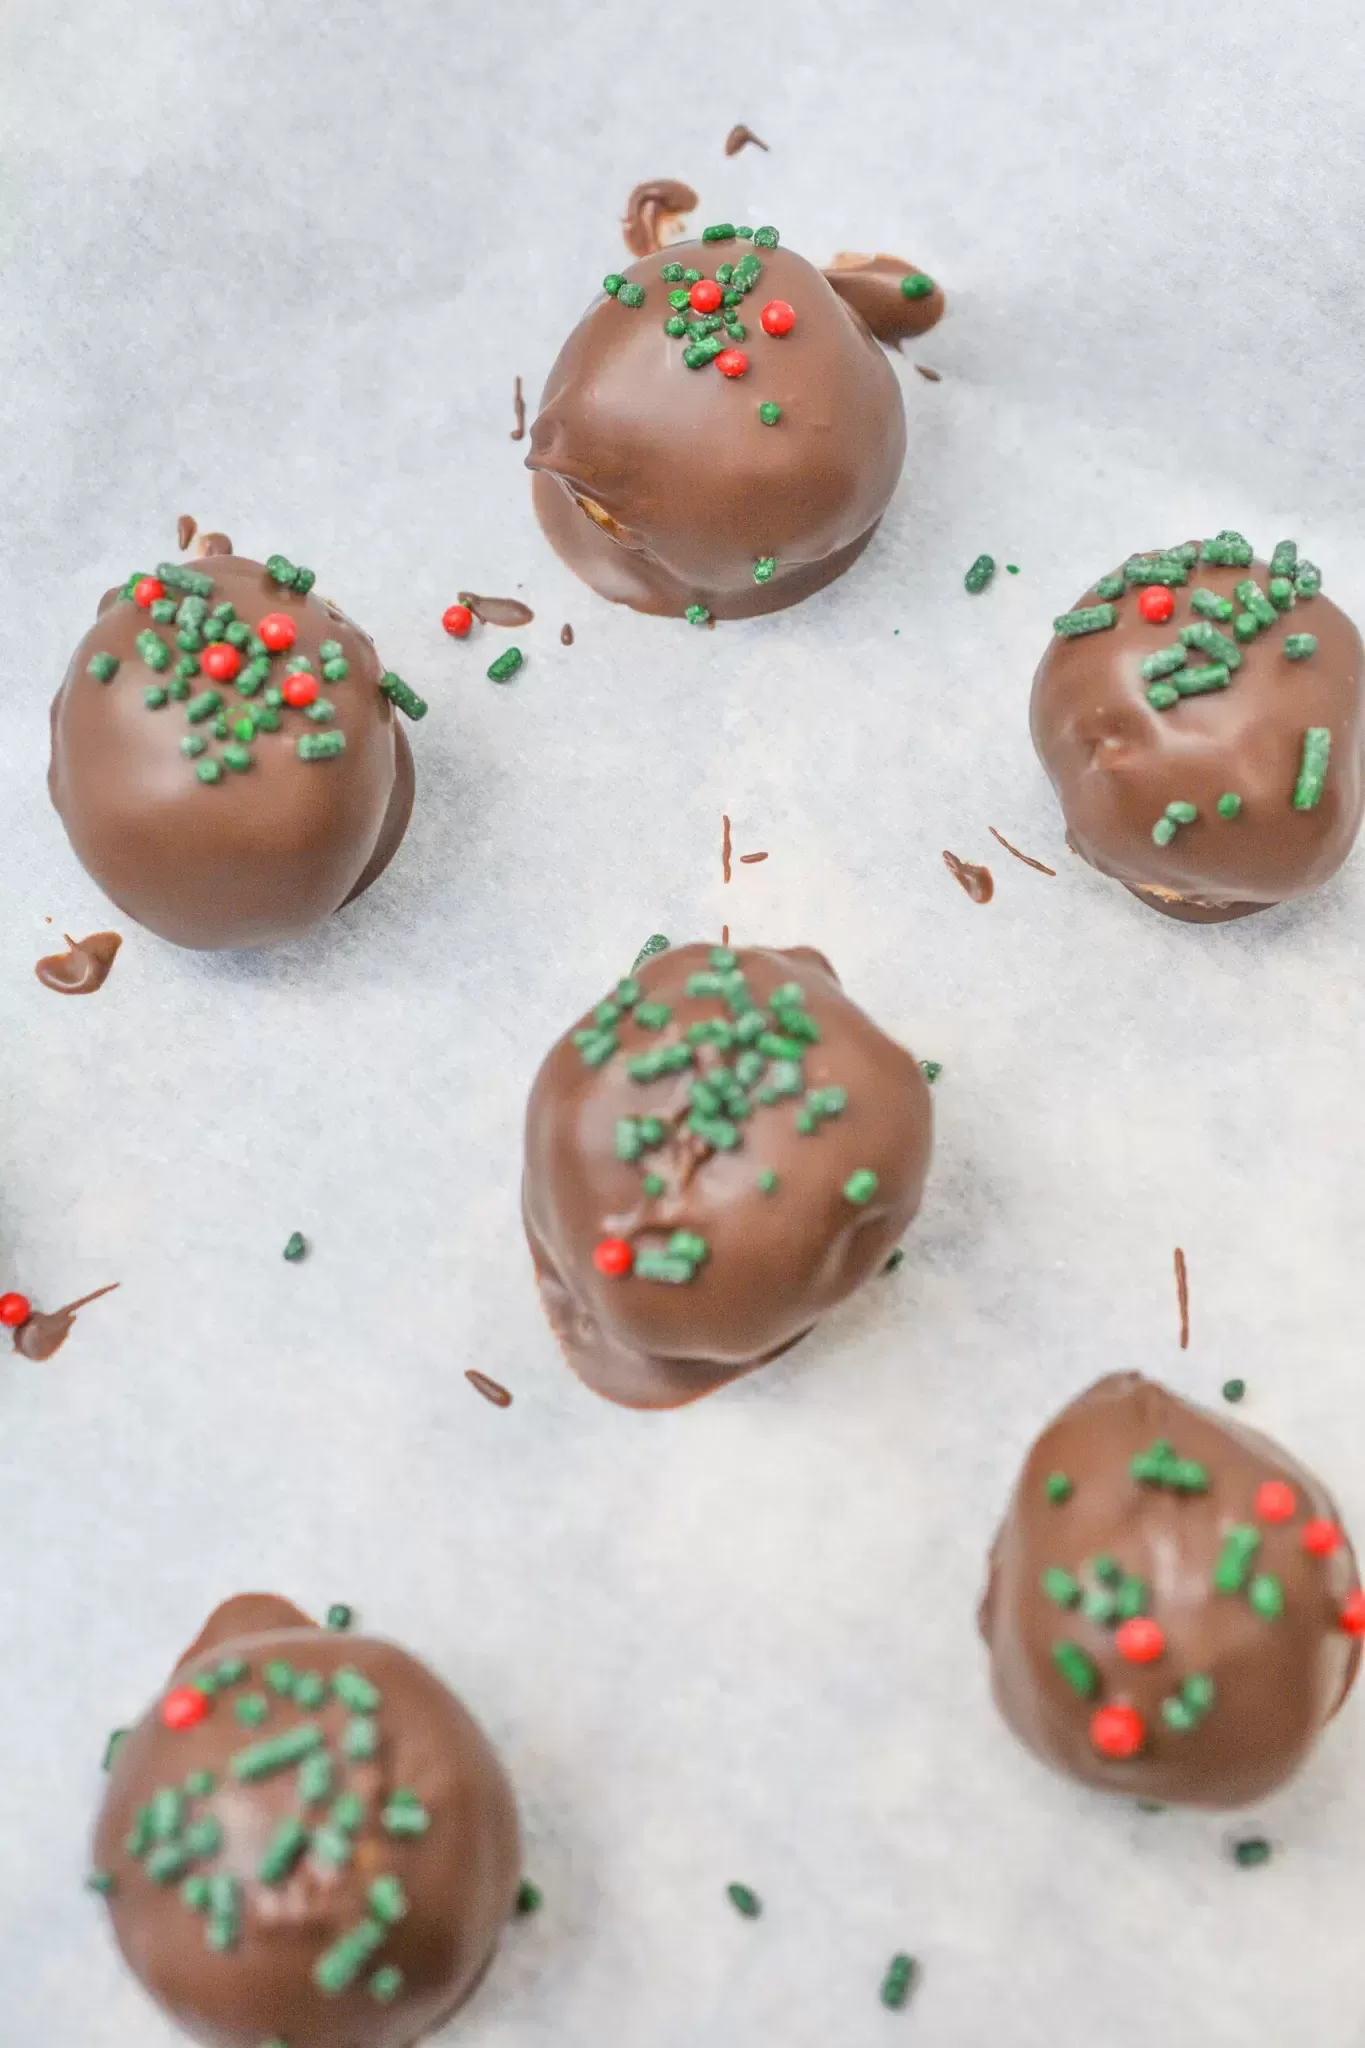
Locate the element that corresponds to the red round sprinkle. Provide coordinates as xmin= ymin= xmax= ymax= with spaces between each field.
xmin=0 ymin=1291 xmax=32 ymax=1328
xmin=1255 ymin=1479 xmax=1298 ymax=1524
xmin=1338 ymin=1590 xmax=1365 ymax=1636
xmin=1301 ymin=1518 xmax=1344 ymax=1558
xmin=160 ymin=1685 xmax=210 ymax=1732
xmin=689 ymin=279 xmax=723 ymax=314
xmin=442 ymin=603 xmax=474 ymax=639
xmin=593 ymin=1237 xmax=634 ymax=1278
xmin=257 ymin=612 xmax=296 ymax=653
xmin=1089 ymin=1702 xmax=1146 ymax=1760
xmin=1114 ymin=1617 xmax=1165 ymax=1665
xmin=133 ymin=576 xmax=165 ymax=609
xmin=201 ymin=643 xmax=242 ymax=684
xmin=1138 ymin=585 xmax=1175 ymax=623
xmin=715 ymin=348 xmax=749 ymax=379
xmin=282 ymin=672 xmax=320 ymax=709
xmin=760 ymin=299 xmax=796 ymax=337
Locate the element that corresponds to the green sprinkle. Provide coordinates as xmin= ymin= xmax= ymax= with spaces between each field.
xmin=685 ymin=604 xmax=711 ymax=625
xmin=143 ymin=685 xmax=168 ymax=709
xmin=918 ymin=1059 xmax=942 ymax=1084
xmin=660 ymin=263 xmax=685 ymax=283
xmin=516 ymin=1878 xmax=543 ymax=1914
xmin=310 ymin=1825 xmax=353 ymax=1869
xmin=882 ymin=1248 xmax=905 ymax=1273
xmin=1235 ymin=579 xmax=1278 ymax=628
xmin=633 ymin=1251 xmax=697 ymax=1284
xmin=1213 ymin=1526 xmax=1260 ymax=1594
xmin=1146 ymin=683 xmax=1179 ymax=710
xmin=183 ymin=1815 xmax=223 ymax=1859
xmin=1051 ymin=1641 xmax=1099 ymax=1697
xmin=332 ymin=1793 xmax=365 ymax=1834
xmin=181 ymin=1875 xmax=210 ymax=1911
xmin=901 ymin=272 xmax=934 ymax=298
xmin=230 ymin=1723 xmax=324 ymax=1781
xmin=1042 ymin=1567 xmax=1081 ymax=1608
xmin=185 ymin=688 xmax=222 ymax=724
xmin=1053 ymin=604 xmax=1117 ymax=638
xmin=293 ymin=1670 xmax=328 ymax=1709
xmin=964 ymin=554 xmax=995 ymax=594
xmin=1201 ymin=532 xmax=1253 ymax=568
xmin=665 ymin=316 xmax=687 ymax=337
xmin=368 ymin=1874 xmax=408 ymax=1924
xmin=485 ymin=647 xmax=523 ymax=685
xmin=1212 ymin=792 xmax=1243 ymax=821
xmin=222 ymin=742 xmax=252 ymax=772
xmin=381 ymin=1797 xmax=430 ymax=1838
xmin=370 ymin=1966 xmax=405 ymax=2002
xmin=334 ymin=1667 xmax=381 ymax=1711
xmin=1082 ymin=1587 xmax=1118 ymax=1625
xmin=297 ymin=731 xmax=345 ymax=762
xmin=1180 ymin=622 xmax=1241 ymax=668
xmin=150 ymin=598 xmax=177 ymax=623
xmin=1269 ymin=576 xmax=1296 ymax=610
xmin=1094 ymin=573 xmax=1125 ymax=600
xmin=149 ymin=1786 xmax=185 ymax=1840
xmin=753 ymin=557 xmax=776 ymax=584
xmin=702 ymin=223 xmax=736 ymax=241
xmin=844 ymin=1169 xmax=878 ymax=1205
xmin=1222 ymin=1378 xmax=1246 ymax=1403
xmin=602 ymin=273 xmax=625 ymax=296
xmin=146 ymin=1843 xmax=191 ymax=1885
xmin=641 ymin=1173 xmax=665 ymax=1197
xmin=1292 ymin=727 xmax=1331 ymax=809
xmin=87 ymin=652 xmax=119 ymax=682
xmin=727 ymin=1882 xmax=761 ymax=1917
xmin=1295 ymin=561 xmax=1322 ymax=597
xmin=205 ymin=1872 xmax=242 ymax=1951
xmin=344 ymin=1715 xmax=379 ymax=1760
xmin=157 ymin=561 xmax=214 ymax=598
xmin=1173 ymin=662 xmax=1230 ymax=696
xmin=259 ymin=1817 xmax=311 ymax=1884
xmin=1249 ymin=1573 xmax=1284 ymax=1620
xmin=752 ymin=226 xmax=779 ymax=248
xmin=136 ymin=629 xmax=170 ymax=672
xmin=1115 ymin=1576 xmax=1148 ymax=1620
xmin=1139 ymin=645 xmax=1187 ymax=682
xmin=186 ymin=1763 xmax=219 ymax=1792
xmin=265 ymin=1660 xmax=295 ymax=1694
xmin=298 ymin=1751 xmax=334 ymax=1803
xmin=102 ymin=1728 xmax=129 ymax=1772
xmin=1044 ymin=1472 xmax=1072 ymax=1503
xmin=1190 ymin=588 xmax=1235 ymax=621
xmin=684 ymin=340 xmax=724 ymax=367
xmin=617 ymin=282 xmax=646 ymax=309
xmin=1152 ymin=811 xmax=1180 ymax=844
xmin=1125 ymin=553 xmax=1189 ymax=588
xmin=1234 ymin=612 xmax=1259 ymax=641
xmin=86 ymin=1868 xmax=116 ymax=1895
xmin=266 ymin=554 xmax=299 ymax=587
xmin=1284 ymin=633 xmax=1318 ymax=661
xmin=758 ymin=401 xmax=781 ymax=424
xmin=881 ymin=1953 xmax=918 ymax=2009
xmin=313 ymin=1919 xmax=386 ymax=1994
xmin=1270 ymin=540 xmax=1298 ymax=578
xmin=377 ymin=670 xmax=427 ymax=718
xmin=1233 ymin=1837 xmax=1272 ymax=1868
xmin=233 ymin=1693 xmax=269 ymax=1728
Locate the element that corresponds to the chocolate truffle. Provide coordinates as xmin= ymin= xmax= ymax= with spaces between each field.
xmin=90 ymin=1593 xmax=520 ymax=2048
xmin=527 ymin=225 xmax=906 ymax=621
xmin=980 ymin=1375 xmax=1364 ymax=1808
xmin=523 ymin=942 xmax=933 ymax=1408
xmin=1030 ymin=533 xmax=1364 ymax=921
xmin=50 ymin=551 xmax=427 ymax=949
xmin=822 ymin=253 xmax=944 ymax=348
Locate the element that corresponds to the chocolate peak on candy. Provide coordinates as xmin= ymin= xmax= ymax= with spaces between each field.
xmin=822 ymin=253 xmax=945 ymax=348
xmin=527 ymin=227 xmax=907 ymax=621
xmin=49 ymin=551 xmax=429 ymax=950
xmin=1030 ymin=534 xmax=1364 ymax=921
xmin=90 ymin=1594 xmax=520 ymax=2048
xmin=980 ymin=1374 xmax=1362 ymax=1809
xmin=522 ymin=941 xmax=933 ymax=1409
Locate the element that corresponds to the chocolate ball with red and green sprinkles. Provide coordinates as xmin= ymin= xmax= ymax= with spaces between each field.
xmin=89 ymin=1592 xmax=520 ymax=2048
xmin=50 ymin=546 xmax=428 ymax=949
xmin=979 ymin=1374 xmax=1363 ymax=1808
xmin=526 ymin=226 xmax=906 ymax=621
xmin=1031 ymin=534 xmax=1364 ymax=920
xmin=522 ymin=942 xmax=933 ymax=1408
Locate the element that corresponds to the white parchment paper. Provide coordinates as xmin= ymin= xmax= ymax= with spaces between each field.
xmin=3 ymin=2 xmax=1365 ymax=2043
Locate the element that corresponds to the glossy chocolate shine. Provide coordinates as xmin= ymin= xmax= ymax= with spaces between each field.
xmin=980 ymin=1375 xmax=1361 ymax=1808
xmin=93 ymin=1594 xmax=520 ymax=2048
xmin=50 ymin=557 xmax=415 ymax=950
xmin=1031 ymin=554 xmax=1364 ymax=919
xmin=523 ymin=943 xmax=933 ymax=1408
xmin=527 ymin=241 xmax=906 ymax=619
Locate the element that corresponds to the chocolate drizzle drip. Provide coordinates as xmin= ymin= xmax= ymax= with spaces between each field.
xmin=724 ymin=124 xmax=769 ymax=156
xmin=465 ymin=1370 xmax=513 ymax=1408
xmin=457 ymin=592 xmax=534 ymax=628
xmin=510 ymin=376 xmax=526 ymax=441
xmin=721 ymin=814 xmax=732 ymax=883
xmin=915 ymin=364 xmax=942 ymax=382
xmin=560 ymin=623 xmax=574 ymax=646
xmin=176 ymin=514 xmax=197 ymax=551
xmin=14 ymin=1281 xmax=119 ymax=1359
xmin=942 ymin=851 xmax=994 ymax=903
xmin=35 ymin=930 xmax=122 ymax=994
xmin=988 ymin=827 xmax=1056 ymax=876
xmin=621 ymin=179 xmax=698 ymax=258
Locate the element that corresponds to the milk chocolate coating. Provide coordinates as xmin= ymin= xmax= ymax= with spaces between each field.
xmin=980 ymin=1375 xmax=1362 ymax=1809
xmin=50 ymin=555 xmax=416 ymax=950
xmin=1031 ymin=550 xmax=1364 ymax=920
xmin=92 ymin=1594 xmax=520 ymax=2048
xmin=523 ymin=942 xmax=933 ymax=1408
xmin=823 ymin=254 xmax=945 ymax=347
xmin=527 ymin=240 xmax=906 ymax=620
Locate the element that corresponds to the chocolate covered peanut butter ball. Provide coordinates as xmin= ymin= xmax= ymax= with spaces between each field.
xmin=523 ymin=942 xmax=933 ymax=1408
xmin=1030 ymin=533 xmax=1364 ymax=920
xmin=50 ymin=549 xmax=427 ymax=949
xmin=90 ymin=1594 xmax=520 ymax=2047
xmin=527 ymin=225 xmax=906 ymax=621
xmin=979 ymin=1376 xmax=1363 ymax=1808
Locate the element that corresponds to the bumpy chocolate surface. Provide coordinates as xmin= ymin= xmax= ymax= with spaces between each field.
xmin=527 ymin=229 xmax=906 ymax=620
xmin=980 ymin=1375 xmax=1362 ymax=1808
xmin=91 ymin=1594 xmax=520 ymax=2048
xmin=50 ymin=554 xmax=420 ymax=950
xmin=523 ymin=942 xmax=933 ymax=1408
xmin=1030 ymin=534 xmax=1364 ymax=920
xmin=822 ymin=253 xmax=944 ymax=347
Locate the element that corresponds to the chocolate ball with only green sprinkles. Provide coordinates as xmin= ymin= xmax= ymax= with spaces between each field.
xmin=528 ymin=239 xmax=906 ymax=621
xmin=1031 ymin=539 xmax=1365 ymax=921
xmin=523 ymin=941 xmax=934 ymax=1408
xmin=980 ymin=1373 xmax=1363 ymax=1809
xmin=50 ymin=549 xmax=423 ymax=949
xmin=91 ymin=1590 xmax=521 ymax=2048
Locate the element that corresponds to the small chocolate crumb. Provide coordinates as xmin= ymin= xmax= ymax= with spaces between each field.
xmin=177 ymin=513 xmax=197 ymax=551
xmin=942 ymin=851 xmax=994 ymax=903
xmin=721 ymin=925 xmax=729 ymax=945
xmin=622 ymin=179 xmax=698 ymax=258
xmin=465 ymin=1370 xmax=513 ymax=1409
xmin=35 ymin=931 xmax=122 ymax=995
xmin=197 ymin=532 xmax=233 ymax=556
xmin=988 ymin=827 xmax=1056 ymax=877
xmin=915 ymin=365 xmax=941 ymax=382
xmin=722 ymin=814 xmax=732 ymax=884
xmin=738 ymin=851 xmax=768 ymax=864
xmin=1174 ymin=1247 xmax=1190 ymax=1350
xmin=724 ymin=124 xmax=769 ymax=156
xmin=459 ymin=592 xmax=535 ymax=628
xmin=510 ymin=376 xmax=526 ymax=442
xmin=560 ymin=623 xmax=574 ymax=646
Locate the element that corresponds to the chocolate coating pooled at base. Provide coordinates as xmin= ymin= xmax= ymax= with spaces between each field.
xmin=822 ymin=254 xmax=945 ymax=347
xmin=523 ymin=943 xmax=933 ymax=1408
xmin=527 ymin=231 xmax=906 ymax=620
xmin=1030 ymin=535 xmax=1364 ymax=921
xmin=979 ymin=1375 xmax=1362 ymax=1809
xmin=50 ymin=553 xmax=421 ymax=950
xmin=91 ymin=1594 xmax=520 ymax=2048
